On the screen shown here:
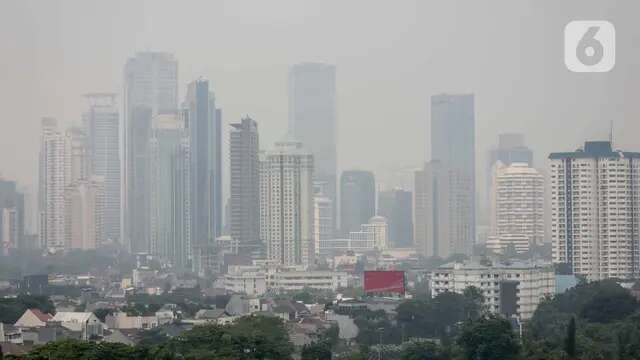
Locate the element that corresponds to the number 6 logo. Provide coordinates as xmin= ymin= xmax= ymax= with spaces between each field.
xmin=565 ymin=21 xmax=615 ymax=73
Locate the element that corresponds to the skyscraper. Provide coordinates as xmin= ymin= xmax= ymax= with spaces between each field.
xmin=487 ymin=162 xmax=544 ymax=254
xmin=147 ymin=113 xmax=191 ymax=269
xmin=64 ymin=177 xmax=103 ymax=250
xmin=313 ymin=192 xmax=333 ymax=255
xmin=414 ymin=161 xmax=472 ymax=258
xmin=378 ymin=188 xmax=413 ymax=248
xmin=186 ymin=79 xmax=223 ymax=274
xmin=549 ymin=141 xmax=640 ymax=281
xmin=340 ymin=170 xmax=375 ymax=236
xmin=229 ymin=117 xmax=260 ymax=252
xmin=289 ymin=63 xmax=337 ymax=232
xmin=39 ymin=118 xmax=68 ymax=252
xmin=429 ymin=94 xmax=475 ymax=255
xmin=124 ymin=52 xmax=178 ymax=253
xmin=260 ymin=139 xmax=314 ymax=267
xmin=83 ymin=94 xmax=120 ymax=243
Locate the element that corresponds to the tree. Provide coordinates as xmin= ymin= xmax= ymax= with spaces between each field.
xmin=93 ymin=308 xmax=115 ymax=322
xmin=462 ymin=286 xmax=484 ymax=320
xmin=564 ymin=317 xmax=576 ymax=359
xmin=401 ymin=340 xmax=450 ymax=360
xmin=457 ymin=315 xmax=520 ymax=360
xmin=301 ymin=342 xmax=332 ymax=360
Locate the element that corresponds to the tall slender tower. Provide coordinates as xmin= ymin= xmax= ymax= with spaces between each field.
xmin=549 ymin=141 xmax=640 ymax=281
xmin=83 ymin=94 xmax=120 ymax=243
xmin=147 ymin=112 xmax=191 ymax=269
xmin=229 ymin=117 xmax=260 ymax=252
xmin=260 ymin=139 xmax=314 ymax=267
xmin=186 ymin=79 xmax=222 ymax=274
xmin=429 ymin=94 xmax=475 ymax=255
xmin=123 ymin=52 xmax=178 ymax=253
xmin=289 ymin=63 xmax=337 ymax=234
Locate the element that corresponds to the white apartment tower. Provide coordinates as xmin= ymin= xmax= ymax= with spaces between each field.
xmin=488 ymin=162 xmax=544 ymax=254
xmin=549 ymin=141 xmax=640 ymax=281
xmin=260 ymin=139 xmax=314 ymax=267
xmin=39 ymin=118 xmax=69 ymax=251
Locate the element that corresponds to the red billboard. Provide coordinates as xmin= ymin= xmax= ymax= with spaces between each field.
xmin=363 ymin=270 xmax=405 ymax=294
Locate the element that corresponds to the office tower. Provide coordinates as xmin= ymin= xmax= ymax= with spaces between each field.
xmin=313 ymin=192 xmax=333 ymax=255
xmin=229 ymin=117 xmax=260 ymax=252
xmin=124 ymin=52 xmax=178 ymax=253
xmin=260 ymin=139 xmax=314 ymax=267
xmin=64 ymin=177 xmax=103 ymax=250
xmin=484 ymin=133 xmax=534 ymax=223
xmin=0 ymin=177 xmax=24 ymax=253
xmin=414 ymin=161 xmax=472 ymax=258
xmin=340 ymin=170 xmax=376 ymax=236
xmin=186 ymin=79 xmax=223 ymax=274
xmin=147 ymin=113 xmax=191 ymax=269
xmin=487 ymin=162 xmax=544 ymax=254
xmin=549 ymin=141 xmax=640 ymax=281
xmin=289 ymin=63 xmax=337 ymax=232
xmin=83 ymin=94 xmax=120 ymax=243
xmin=39 ymin=118 xmax=68 ymax=252
xmin=430 ymin=94 xmax=475 ymax=255
xmin=378 ymin=188 xmax=413 ymax=248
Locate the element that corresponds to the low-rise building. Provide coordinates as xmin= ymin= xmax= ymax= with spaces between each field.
xmin=50 ymin=312 xmax=104 ymax=340
xmin=224 ymin=260 xmax=348 ymax=296
xmin=14 ymin=309 xmax=53 ymax=328
xmin=430 ymin=260 xmax=555 ymax=320
xmin=105 ymin=313 xmax=158 ymax=330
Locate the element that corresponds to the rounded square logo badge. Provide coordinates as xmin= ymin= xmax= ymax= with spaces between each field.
xmin=564 ymin=21 xmax=615 ymax=73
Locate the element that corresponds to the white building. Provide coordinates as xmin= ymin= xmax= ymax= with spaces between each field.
xmin=51 ymin=312 xmax=104 ymax=340
xmin=224 ymin=260 xmax=348 ymax=296
xmin=430 ymin=260 xmax=555 ymax=320
xmin=105 ymin=312 xmax=158 ymax=330
xmin=488 ymin=162 xmax=544 ymax=254
xmin=260 ymin=139 xmax=314 ymax=267
xmin=549 ymin=141 xmax=640 ymax=281
xmin=314 ymin=193 xmax=333 ymax=255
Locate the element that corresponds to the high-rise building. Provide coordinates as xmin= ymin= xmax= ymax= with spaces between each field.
xmin=260 ymin=139 xmax=314 ymax=267
xmin=484 ymin=133 xmax=533 ymax=223
xmin=289 ymin=63 xmax=337 ymax=232
xmin=147 ymin=113 xmax=191 ymax=269
xmin=549 ymin=141 xmax=640 ymax=281
xmin=229 ymin=117 xmax=260 ymax=252
xmin=83 ymin=94 xmax=120 ymax=243
xmin=0 ymin=177 xmax=24 ymax=253
xmin=378 ymin=189 xmax=413 ymax=248
xmin=340 ymin=170 xmax=375 ymax=236
xmin=64 ymin=177 xmax=103 ymax=250
xmin=186 ymin=79 xmax=223 ymax=274
xmin=430 ymin=94 xmax=475 ymax=255
xmin=39 ymin=118 xmax=68 ymax=252
xmin=414 ymin=161 xmax=473 ymax=258
xmin=124 ymin=52 xmax=178 ymax=253
xmin=313 ymin=192 xmax=333 ymax=255
xmin=487 ymin=162 xmax=544 ymax=254
xmin=348 ymin=216 xmax=389 ymax=250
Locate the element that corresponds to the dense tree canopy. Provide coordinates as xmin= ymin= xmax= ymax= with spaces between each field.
xmin=0 ymin=295 xmax=55 ymax=324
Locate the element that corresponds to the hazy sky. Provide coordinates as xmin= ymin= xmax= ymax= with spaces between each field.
xmin=1 ymin=0 xmax=638 ymax=198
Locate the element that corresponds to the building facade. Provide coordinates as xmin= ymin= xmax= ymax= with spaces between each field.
xmin=414 ymin=161 xmax=473 ymax=258
xmin=229 ymin=117 xmax=260 ymax=252
xmin=64 ymin=177 xmax=103 ymax=250
xmin=0 ymin=178 xmax=24 ymax=253
xmin=430 ymin=260 xmax=555 ymax=320
xmin=378 ymin=188 xmax=413 ymax=248
xmin=83 ymin=94 xmax=120 ymax=243
xmin=260 ymin=139 xmax=314 ymax=267
xmin=430 ymin=94 xmax=475 ymax=255
xmin=488 ymin=162 xmax=544 ymax=254
xmin=313 ymin=193 xmax=333 ymax=255
xmin=147 ymin=113 xmax=191 ymax=269
xmin=549 ymin=141 xmax=640 ymax=281
xmin=124 ymin=52 xmax=178 ymax=253
xmin=340 ymin=170 xmax=376 ymax=236
xmin=289 ymin=63 xmax=337 ymax=233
